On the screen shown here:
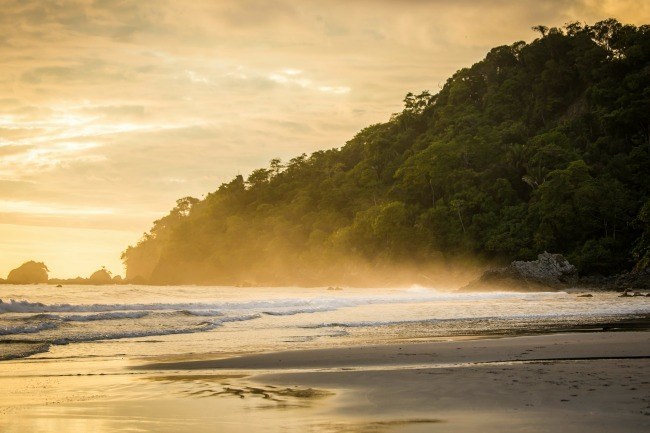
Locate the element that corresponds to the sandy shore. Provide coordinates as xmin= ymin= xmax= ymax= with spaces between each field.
xmin=1 ymin=331 xmax=648 ymax=433
xmin=140 ymin=331 xmax=650 ymax=433
xmin=141 ymin=331 xmax=650 ymax=370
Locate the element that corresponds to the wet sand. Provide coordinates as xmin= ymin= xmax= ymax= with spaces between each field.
xmin=1 ymin=332 xmax=649 ymax=432
xmin=142 ymin=332 xmax=650 ymax=433
xmin=141 ymin=331 xmax=650 ymax=370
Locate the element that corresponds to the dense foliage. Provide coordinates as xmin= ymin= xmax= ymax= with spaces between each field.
xmin=123 ymin=20 xmax=650 ymax=285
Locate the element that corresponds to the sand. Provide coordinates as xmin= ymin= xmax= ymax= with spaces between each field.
xmin=142 ymin=332 xmax=650 ymax=433
xmin=141 ymin=331 xmax=650 ymax=370
xmin=1 ymin=332 xmax=648 ymax=432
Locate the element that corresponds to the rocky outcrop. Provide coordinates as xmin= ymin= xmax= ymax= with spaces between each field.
xmin=461 ymin=252 xmax=578 ymax=292
xmin=6 ymin=261 xmax=49 ymax=284
xmin=579 ymin=267 xmax=650 ymax=291
xmin=611 ymin=268 xmax=650 ymax=290
xmin=89 ymin=268 xmax=112 ymax=284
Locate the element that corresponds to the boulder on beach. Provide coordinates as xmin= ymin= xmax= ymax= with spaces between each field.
xmin=6 ymin=261 xmax=49 ymax=284
xmin=461 ymin=252 xmax=578 ymax=292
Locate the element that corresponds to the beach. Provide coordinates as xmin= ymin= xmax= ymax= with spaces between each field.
xmin=3 ymin=5 xmax=649 ymax=432
xmin=0 ymin=285 xmax=649 ymax=432
xmin=0 ymin=331 xmax=648 ymax=432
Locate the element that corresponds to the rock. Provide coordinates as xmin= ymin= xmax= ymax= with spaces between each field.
xmin=460 ymin=252 xmax=578 ymax=292
xmin=607 ymin=271 xmax=650 ymax=291
xmin=6 ymin=261 xmax=49 ymax=284
xmin=577 ymin=293 xmax=593 ymax=297
xmin=56 ymin=284 xmax=63 ymax=288
xmin=89 ymin=268 xmax=112 ymax=284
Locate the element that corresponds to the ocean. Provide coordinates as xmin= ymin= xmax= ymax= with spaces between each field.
xmin=1 ymin=284 xmax=648 ymax=361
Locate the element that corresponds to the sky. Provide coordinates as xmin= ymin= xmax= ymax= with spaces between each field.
xmin=1 ymin=0 xmax=648 ymax=279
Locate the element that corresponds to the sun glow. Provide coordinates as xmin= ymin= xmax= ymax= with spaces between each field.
xmin=0 ymin=0 xmax=647 ymax=282
xmin=0 ymin=200 xmax=114 ymax=216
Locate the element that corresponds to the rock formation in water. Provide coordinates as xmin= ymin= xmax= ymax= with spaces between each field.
xmin=6 ymin=261 xmax=49 ymax=284
xmin=88 ymin=268 xmax=113 ymax=284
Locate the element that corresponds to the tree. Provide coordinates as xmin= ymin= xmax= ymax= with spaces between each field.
xmin=121 ymin=19 xmax=650 ymax=284
xmin=532 ymin=25 xmax=549 ymax=37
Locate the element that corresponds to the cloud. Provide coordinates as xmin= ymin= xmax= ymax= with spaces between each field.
xmin=80 ymin=105 xmax=146 ymax=121
xmin=0 ymin=200 xmax=113 ymax=216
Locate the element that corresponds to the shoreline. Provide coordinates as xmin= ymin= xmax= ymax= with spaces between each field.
xmin=2 ymin=312 xmax=648 ymax=363
xmin=137 ymin=331 xmax=650 ymax=433
xmin=2 ymin=280 xmax=648 ymax=292
xmin=0 ymin=331 xmax=648 ymax=432
xmin=137 ymin=330 xmax=650 ymax=371
xmin=2 ymin=282 xmax=649 ymax=433
xmin=130 ymin=314 xmax=650 ymax=368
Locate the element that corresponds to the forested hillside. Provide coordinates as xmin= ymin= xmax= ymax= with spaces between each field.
xmin=123 ymin=20 xmax=650 ymax=286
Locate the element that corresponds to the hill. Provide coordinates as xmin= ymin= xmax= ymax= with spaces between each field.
xmin=122 ymin=20 xmax=650 ymax=286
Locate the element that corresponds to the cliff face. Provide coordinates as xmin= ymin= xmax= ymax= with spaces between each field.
xmin=122 ymin=20 xmax=650 ymax=286
xmin=7 ymin=261 xmax=49 ymax=284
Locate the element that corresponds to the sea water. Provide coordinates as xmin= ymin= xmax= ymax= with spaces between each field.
xmin=1 ymin=284 xmax=648 ymax=361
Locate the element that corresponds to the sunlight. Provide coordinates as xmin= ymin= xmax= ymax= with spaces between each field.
xmin=0 ymin=3 xmax=648 ymax=433
xmin=0 ymin=200 xmax=114 ymax=216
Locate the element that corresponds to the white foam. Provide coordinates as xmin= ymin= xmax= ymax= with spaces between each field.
xmin=0 ymin=290 xmax=563 ymax=315
xmin=178 ymin=310 xmax=223 ymax=317
xmin=216 ymin=313 xmax=262 ymax=323
xmin=0 ymin=321 xmax=59 ymax=335
xmin=301 ymin=310 xmax=650 ymax=330
xmin=61 ymin=311 xmax=149 ymax=322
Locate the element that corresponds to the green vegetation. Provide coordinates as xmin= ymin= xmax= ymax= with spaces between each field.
xmin=123 ymin=20 xmax=650 ymax=285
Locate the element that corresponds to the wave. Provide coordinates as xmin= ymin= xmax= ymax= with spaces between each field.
xmin=0 ymin=322 xmax=59 ymax=336
xmin=14 ymin=311 xmax=150 ymax=323
xmin=262 ymin=306 xmax=335 ymax=316
xmin=178 ymin=310 xmax=223 ymax=317
xmin=1 ymin=312 xmax=264 ymax=344
xmin=304 ymin=309 xmax=647 ymax=329
xmin=0 ymin=299 xmax=314 ymax=314
xmin=44 ymin=323 xmax=222 ymax=346
xmin=0 ymin=289 xmax=564 ymax=315
xmin=0 ymin=343 xmax=51 ymax=361
xmin=299 ymin=311 xmax=650 ymax=330
xmin=61 ymin=311 xmax=150 ymax=322
xmin=217 ymin=313 xmax=262 ymax=323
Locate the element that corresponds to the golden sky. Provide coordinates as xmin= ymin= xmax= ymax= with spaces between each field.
xmin=1 ymin=0 xmax=648 ymax=279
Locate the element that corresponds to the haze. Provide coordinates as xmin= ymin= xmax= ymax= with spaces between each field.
xmin=1 ymin=0 xmax=648 ymax=278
